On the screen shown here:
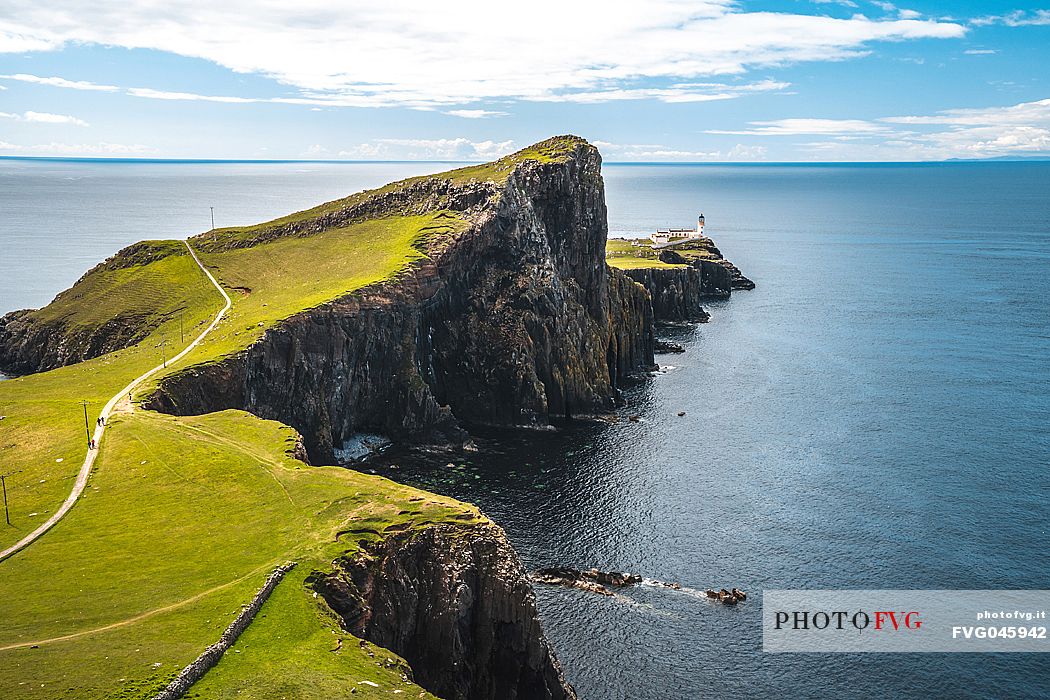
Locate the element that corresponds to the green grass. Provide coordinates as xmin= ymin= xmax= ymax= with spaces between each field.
xmin=0 ymin=246 xmax=222 ymax=551
xmin=188 ymin=213 xmax=459 ymax=362
xmin=28 ymin=241 xmax=196 ymax=330
xmin=0 ymin=183 xmax=478 ymax=700
xmin=0 ymin=409 xmax=478 ymax=699
xmin=194 ymin=136 xmax=585 ymax=250
xmin=190 ymin=566 xmax=441 ymax=700
xmin=605 ymin=257 xmax=683 ymax=269
xmin=0 ymin=141 xmax=575 ymax=698
xmin=604 ymin=237 xmax=684 ymax=270
xmin=1 ymin=212 xmax=464 ymax=548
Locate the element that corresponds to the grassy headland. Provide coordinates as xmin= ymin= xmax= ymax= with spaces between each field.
xmin=604 ymin=236 xmax=723 ymax=270
xmin=604 ymin=237 xmax=683 ymax=269
xmin=0 ymin=139 xmax=587 ymax=698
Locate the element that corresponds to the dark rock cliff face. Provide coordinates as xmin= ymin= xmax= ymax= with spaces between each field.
xmin=308 ymin=522 xmax=576 ymax=700
xmin=624 ymin=261 xmax=731 ymax=323
xmin=621 ymin=240 xmax=753 ymax=324
xmin=0 ymin=308 xmax=161 ymax=376
xmin=147 ymin=141 xmax=655 ymax=462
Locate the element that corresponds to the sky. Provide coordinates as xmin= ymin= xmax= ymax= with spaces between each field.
xmin=0 ymin=0 xmax=1048 ymax=162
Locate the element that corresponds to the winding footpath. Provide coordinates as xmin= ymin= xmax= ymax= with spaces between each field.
xmin=0 ymin=241 xmax=231 ymax=564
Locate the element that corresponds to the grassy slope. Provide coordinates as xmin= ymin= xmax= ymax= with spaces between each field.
xmin=0 ymin=247 xmax=221 ymax=550
xmin=0 ymin=410 xmax=475 ymax=700
xmin=190 ymin=566 xmax=441 ymax=700
xmin=604 ymin=237 xmax=683 ymax=270
xmin=0 ymin=214 xmax=458 ymax=699
xmin=195 ymin=135 xmax=582 ymax=250
xmin=0 ymin=139 xmax=582 ymax=699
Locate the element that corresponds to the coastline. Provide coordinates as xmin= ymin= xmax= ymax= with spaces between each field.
xmin=2 ymin=153 xmax=1048 ymax=699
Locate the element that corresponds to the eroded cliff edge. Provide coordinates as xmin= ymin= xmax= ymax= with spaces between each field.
xmin=0 ymin=137 xmax=750 ymax=699
xmin=608 ymin=238 xmax=754 ymax=324
xmin=146 ymin=137 xmax=655 ymax=463
xmin=310 ymin=521 xmax=576 ymax=700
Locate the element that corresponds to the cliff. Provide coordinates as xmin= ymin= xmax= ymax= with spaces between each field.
xmin=0 ymin=240 xmax=201 ymax=375
xmin=607 ymin=237 xmax=753 ymax=323
xmin=146 ymin=137 xmax=655 ymax=463
xmin=309 ymin=522 xmax=576 ymax=700
xmin=623 ymin=260 xmax=730 ymax=322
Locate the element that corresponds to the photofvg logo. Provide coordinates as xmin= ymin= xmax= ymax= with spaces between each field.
xmin=763 ymin=590 xmax=1050 ymax=652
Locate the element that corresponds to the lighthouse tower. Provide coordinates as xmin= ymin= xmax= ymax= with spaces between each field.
xmin=696 ymin=213 xmax=705 ymax=238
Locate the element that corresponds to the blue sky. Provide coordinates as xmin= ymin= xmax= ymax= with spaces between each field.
xmin=0 ymin=0 xmax=1048 ymax=161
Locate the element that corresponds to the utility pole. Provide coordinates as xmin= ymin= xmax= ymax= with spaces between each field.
xmin=210 ymin=206 xmax=215 ymax=231
xmin=160 ymin=336 xmax=168 ymax=368
xmin=0 ymin=471 xmax=16 ymax=526
xmin=79 ymin=400 xmax=91 ymax=448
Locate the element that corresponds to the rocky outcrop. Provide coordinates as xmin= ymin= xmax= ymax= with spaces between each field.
xmin=529 ymin=567 xmax=642 ymax=596
xmin=623 ymin=264 xmax=727 ymax=323
xmin=307 ymin=522 xmax=576 ymax=700
xmin=147 ymin=138 xmax=655 ymax=463
xmin=622 ymin=239 xmax=753 ymax=324
xmin=0 ymin=306 xmax=156 ymax=376
xmin=0 ymin=241 xmax=183 ymax=375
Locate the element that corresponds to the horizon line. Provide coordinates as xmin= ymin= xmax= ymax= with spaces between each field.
xmin=1 ymin=155 xmax=1048 ymax=166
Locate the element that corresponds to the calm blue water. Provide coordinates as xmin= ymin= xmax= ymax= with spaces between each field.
xmin=2 ymin=159 xmax=1049 ymax=698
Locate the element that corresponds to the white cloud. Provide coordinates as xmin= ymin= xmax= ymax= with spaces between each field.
xmin=126 ymin=87 xmax=258 ymax=103
xmin=795 ymin=96 xmax=1050 ymax=160
xmin=591 ymin=139 xmax=765 ymax=161
xmin=23 ymin=110 xmax=88 ymax=125
xmin=0 ymin=73 xmax=118 ymax=91
xmin=920 ymin=125 xmax=1050 ymax=154
xmin=444 ymin=109 xmax=508 ymax=119
xmin=338 ymin=137 xmax=516 ymax=160
xmin=810 ymin=0 xmax=859 ymax=8
xmin=533 ymin=79 xmax=791 ymax=104
xmin=964 ymin=49 xmax=998 ymax=55
xmin=0 ymin=110 xmax=89 ymax=126
xmin=882 ymin=98 xmax=1050 ymax=126
xmin=726 ymin=144 xmax=768 ymax=159
xmin=0 ymin=1 xmax=965 ymax=108
xmin=971 ymin=10 xmax=1050 ymax=27
xmin=0 ymin=31 xmax=53 ymax=53
xmin=706 ymin=118 xmax=891 ymax=135
xmin=0 ymin=140 xmax=152 ymax=155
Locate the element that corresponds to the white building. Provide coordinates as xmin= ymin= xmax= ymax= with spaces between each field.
xmin=651 ymin=214 xmax=705 ymax=245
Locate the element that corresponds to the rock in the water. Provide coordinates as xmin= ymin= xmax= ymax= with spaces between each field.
xmin=654 ymin=339 xmax=685 ymax=354
xmin=529 ymin=567 xmax=642 ymax=596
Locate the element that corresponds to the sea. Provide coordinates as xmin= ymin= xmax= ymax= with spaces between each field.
xmin=1 ymin=158 xmax=1048 ymax=699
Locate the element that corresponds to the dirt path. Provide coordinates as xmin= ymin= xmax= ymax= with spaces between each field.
xmin=0 ymin=241 xmax=231 ymax=564
xmin=0 ymin=560 xmax=277 ymax=652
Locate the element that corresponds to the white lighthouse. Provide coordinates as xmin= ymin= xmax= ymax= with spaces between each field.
xmin=650 ymin=213 xmax=707 ymax=245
